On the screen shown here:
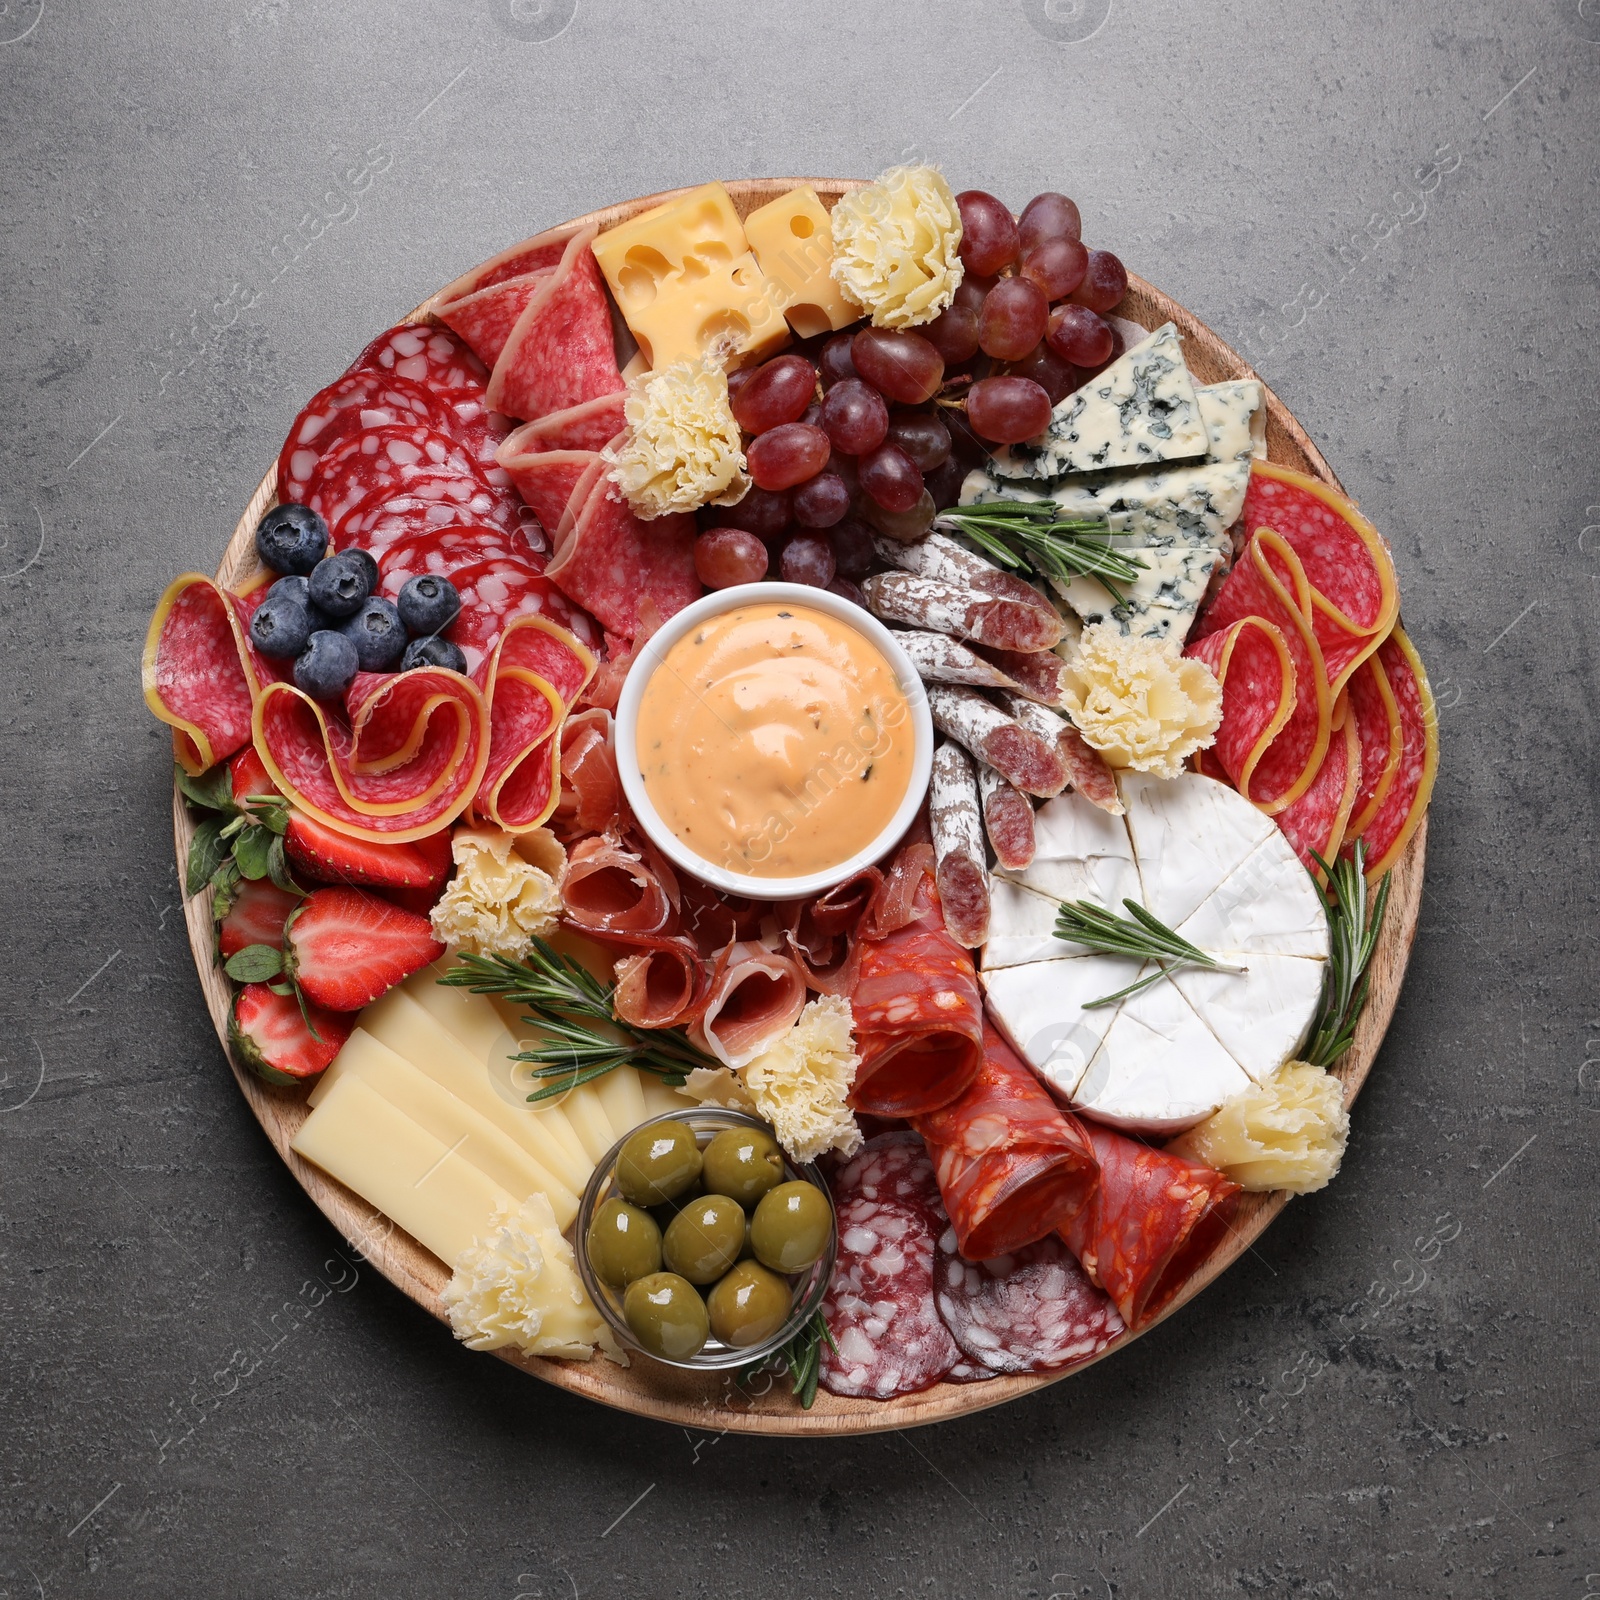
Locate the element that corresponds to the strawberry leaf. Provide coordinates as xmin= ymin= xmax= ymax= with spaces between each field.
xmin=267 ymin=981 xmax=296 ymax=996
xmin=265 ymin=835 xmax=303 ymax=896
xmin=175 ymin=761 xmax=233 ymax=814
xmin=224 ymin=943 xmax=284 ymax=982
xmin=187 ymin=817 xmax=230 ymax=894
xmin=209 ymin=858 xmax=242 ymax=920
xmin=233 ymin=824 xmax=275 ymax=881
xmin=247 ymin=797 xmax=291 ymax=836
xmin=293 ymin=983 xmax=324 ymax=1044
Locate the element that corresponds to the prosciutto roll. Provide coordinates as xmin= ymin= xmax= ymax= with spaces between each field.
xmin=560 ymin=831 xmax=677 ymax=941
xmin=612 ymin=936 xmax=705 ymax=1030
xmin=913 ymin=1022 xmax=1099 ymax=1260
xmin=1057 ymin=1122 xmax=1241 ymax=1330
xmin=688 ymin=940 xmax=807 ymax=1070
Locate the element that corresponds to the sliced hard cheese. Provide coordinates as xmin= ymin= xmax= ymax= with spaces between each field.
xmin=640 ymin=1075 xmax=689 ymax=1120
xmin=742 ymin=186 xmax=859 ymax=339
xmin=986 ymin=324 xmax=1207 ymax=478
xmin=593 ymin=1065 xmax=648 ymax=1142
xmin=292 ymin=1074 xmax=511 ymax=1265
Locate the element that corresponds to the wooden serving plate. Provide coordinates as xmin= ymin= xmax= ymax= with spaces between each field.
xmin=175 ymin=179 xmax=1427 ymax=1436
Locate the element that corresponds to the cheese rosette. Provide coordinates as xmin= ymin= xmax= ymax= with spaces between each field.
xmin=981 ymin=771 xmax=1330 ymax=1136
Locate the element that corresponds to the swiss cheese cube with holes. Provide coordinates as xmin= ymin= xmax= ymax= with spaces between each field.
xmin=592 ymin=182 xmax=790 ymax=370
xmin=743 ymin=186 xmax=860 ymax=339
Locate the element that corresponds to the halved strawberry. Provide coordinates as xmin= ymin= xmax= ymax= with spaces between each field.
xmin=284 ymin=886 xmax=445 ymax=1010
xmin=218 ymin=879 xmax=302 ymax=958
xmin=229 ymin=983 xmax=352 ymax=1085
xmin=284 ymin=812 xmax=453 ymax=892
xmin=228 ymin=745 xmax=280 ymax=806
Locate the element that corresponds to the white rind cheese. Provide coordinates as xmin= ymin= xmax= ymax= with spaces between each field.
xmin=981 ymin=772 xmax=1330 ymax=1134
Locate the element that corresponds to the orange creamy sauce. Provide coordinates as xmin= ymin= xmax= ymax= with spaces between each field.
xmin=636 ymin=601 xmax=914 ymax=878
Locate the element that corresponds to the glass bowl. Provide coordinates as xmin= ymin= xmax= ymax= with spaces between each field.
xmin=574 ymin=1107 xmax=836 ymax=1372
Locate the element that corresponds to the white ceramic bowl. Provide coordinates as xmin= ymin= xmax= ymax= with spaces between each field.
xmin=614 ymin=582 xmax=933 ymax=900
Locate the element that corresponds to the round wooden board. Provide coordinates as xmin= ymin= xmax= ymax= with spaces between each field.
xmin=176 ymin=179 xmax=1427 ymax=1436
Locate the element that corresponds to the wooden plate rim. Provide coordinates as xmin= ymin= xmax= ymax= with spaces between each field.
xmin=176 ymin=179 xmax=1426 ymax=1436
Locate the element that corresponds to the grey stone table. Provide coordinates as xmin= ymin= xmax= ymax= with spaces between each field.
xmin=2 ymin=2 xmax=1594 ymax=1595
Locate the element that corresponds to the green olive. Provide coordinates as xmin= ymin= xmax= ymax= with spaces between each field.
xmin=622 ymin=1271 xmax=710 ymax=1360
xmin=662 ymin=1194 xmax=746 ymax=1285
xmin=750 ymin=1181 xmax=833 ymax=1274
xmin=585 ymin=1198 xmax=662 ymax=1289
xmin=706 ymin=1260 xmax=793 ymax=1349
xmin=614 ymin=1120 xmax=703 ymax=1207
xmin=700 ymin=1127 xmax=785 ymax=1208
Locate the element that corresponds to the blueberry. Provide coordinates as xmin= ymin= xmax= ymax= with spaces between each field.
xmin=249 ymin=589 xmax=314 ymax=659
xmin=338 ymin=596 xmax=407 ymax=671
xmin=255 ymin=503 xmax=329 ymax=576
xmin=396 ymin=573 xmax=462 ymax=637
xmin=401 ymin=634 xmax=469 ymax=674
xmin=307 ymin=551 xmax=373 ymax=618
xmin=341 ymin=547 xmax=380 ymax=593
xmin=293 ymin=630 xmax=360 ymax=700
xmin=265 ymin=575 xmax=332 ymax=627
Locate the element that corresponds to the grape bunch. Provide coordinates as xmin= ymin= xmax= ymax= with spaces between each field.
xmin=691 ymin=188 xmax=1126 ymax=592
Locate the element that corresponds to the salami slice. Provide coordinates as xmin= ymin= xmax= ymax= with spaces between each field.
xmin=819 ymin=1193 xmax=961 ymax=1400
xmin=143 ymin=575 xmax=262 ymax=772
xmin=1344 ymin=626 xmax=1437 ymax=876
xmin=499 ymin=393 xmax=629 ymax=458
xmin=347 ymin=322 xmax=489 ymax=402
xmin=1184 ymin=617 xmax=1296 ymax=803
xmin=1274 ymin=705 xmax=1361 ymax=872
xmin=432 ymin=230 xmax=574 ymax=303
xmin=912 ymin=1021 xmax=1098 ymax=1260
xmin=861 ymin=573 xmax=1064 ymax=654
xmin=849 ymin=865 xmax=985 ymax=1117
xmin=934 ymin=1230 xmax=1124 ymax=1374
xmin=307 ymin=426 xmax=487 ymax=532
xmin=446 ymin=558 xmax=591 ymax=680
xmin=977 ymin=764 xmax=1036 ymax=871
xmin=831 ymin=1130 xmax=944 ymax=1220
xmin=437 ymin=267 xmax=558 ymax=371
xmin=500 ymin=447 xmax=602 ymax=535
xmin=488 ymin=229 xmax=627 ymax=422
xmin=875 ymin=532 xmax=1058 ymax=613
xmin=335 ymin=474 xmax=523 ymax=549
xmin=376 ymin=525 xmax=536 ymax=597
xmin=925 ymin=684 xmax=1069 ymax=798
xmin=993 ymin=692 xmax=1121 ymax=814
xmin=1058 ymin=1121 xmax=1240 ymax=1331
xmin=929 ymin=742 xmax=989 ymax=949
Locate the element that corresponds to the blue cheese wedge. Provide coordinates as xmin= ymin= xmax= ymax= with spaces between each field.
xmin=986 ymin=323 xmax=1208 ymax=479
xmin=1196 ymin=378 xmax=1267 ymax=465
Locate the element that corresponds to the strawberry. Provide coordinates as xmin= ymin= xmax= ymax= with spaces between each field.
xmin=284 ymin=887 xmax=445 ymax=1010
xmin=284 ymin=812 xmax=452 ymax=892
xmin=227 ymin=745 xmax=280 ymax=806
xmin=229 ymin=983 xmax=352 ymax=1085
xmin=218 ymin=879 xmax=302 ymax=958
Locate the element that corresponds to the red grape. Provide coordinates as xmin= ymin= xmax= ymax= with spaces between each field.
xmin=792 ymin=472 xmax=851 ymax=528
xmin=858 ymin=442 xmax=924 ymax=513
xmin=1070 ymin=249 xmax=1129 ymax=314
xmin=978 ymin=277 xmax=1048 ymax=362
xmin=695 ymin=528 xmax=768 ymax=588
xmin=1007 ymin=341 xmax=1079 ymax=406
xmin=922 ymin=302 xmax=981 ymax=366
xmin=1021 ymin=237 xmax=1089 ymax=301
xmin=818 ymin=334 xmax=857 ymax=388
xmin=829 ymin=516 xmax=876 ymax=576
xmin=924 ymin=456 xmax=967 ymax=510
xmin=827 ymin=576 xmax=866 ymax=607
xmin=886 ymin=410 xmax=952 ymax=471
xmin=1046 ymin=303 xmax=1114 ymax=368
xmin=1081 ymin=322 xmax=1127 ymax=383
xmin=780 ymin=532 xmax=836 ymax=588
xmin=725 ymin=367 xmax=755 ymax=405
xmin=865 ymin=486 xmax=936 ymax=544
xmin=954 ymin=190 xmax=1020 ymax=277
xmin=966 ymin=376 xmax=1052 ymax=444
xmin=732 ymin=354 xmax=818 ymax=434
xmin=712 ymin=486 xmax=790 ymax=539
xmin=1018 ymin=192 xmax=1082 ymax=252
xmin=953 ymin=277 xmax=992 ymax=315
xmin=819 ymin=378 xmax=889 ymax=455
xmin=746 ymin=423 xmax=831 ymax=491
xmin=827 ymin=449 xmax=860 ymax=496
xmin=851 ymin=328 xmax=944 ymax=405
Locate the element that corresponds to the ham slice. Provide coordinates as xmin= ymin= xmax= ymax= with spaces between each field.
xmin=550 ymin=709 xmax=625 ymax=840
xmin=688 ymin=940 xmax=807 ymax=1070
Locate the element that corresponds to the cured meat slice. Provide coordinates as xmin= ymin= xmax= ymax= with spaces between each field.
xmin=1058 ymin=1121 xmax=1240 ymax=1330
xmin=347 ymin=322 xmax=490 ymax=402
xmin=375 ymin=525 xmax=537 ymax=595
xmin=898 ymin=631 xmax=1035 ymax=695
xmin=688 ymin=939 xmax=807 ymax=1069
xmin=1184 ymin=617 xmax=1295 ymax=803
xmin=819 ymin=1193 xmax=961 ymax=1399
xmin=977 ymin=764 xmax=1035 ymax=871
xmin=499 ymin=447 xmax=602 ymax=535
xmin=875 ymin=531 xmax=1058 ymax=613
xmin=831 ymin=1130 xmax=944 ymax=1218
xmin=1344 ymin=626 xmax=1437 ymax=876
xmin=446 ymin=396 xmax=514 ymax=490
xmin=488 ymin=228 xmax=627 ymax=422
xmin=432 ymin=229 xmax=573 ymax=303
xmin=994 ymin=692 xmax=1121 ymax=815
xmin=446 ymin=558 xmax=595 ymax=681
xmin=912 ymin=1021 xmax=1098 ymax=1260
xmin=276 ymin=371 xmax=454 ymax=507
xmin=1344 ymin=653 xmax=1402 ymax=841
xmin=970 ymin=643 xmax=1068 ymax=706
xmin=933 ymin=1230 xmax=1124 ymax=1374
xmin=548 ymin=451 xmax=700 ymax=641
xmin=335 ymin=475 xmax=523 ymax=549
xmin=677 ymin=881 xmax=765 ymax=959
xmin=306 ymin=426 xmax=487 ymax=531
xmin=499 ymin=393 xmax=629 ymax=457
xmin=613 ymin=936 xmax=706 ymax=1029
xmin=1273 ymin=704 xmax=1361 ymax=872
xmin=925 ymin=684 xmax=1069 ymax=798
xmin=561 ymin=832 xmax=678 ymax=941
xmin=864 ymin=839 xmax=936 ymax=940
xmin=849 ymin=864 xmax=985 ymax=1117
xmin=550 ymin=709 xmax=624 ymax=839
xmin=437 ymin=267 xmax=558 ymax=370
xmin=861 ymin=573 xmax=1064 ymax=654
xmin=809 ymin=867 xmax=883 ymax=939
xmin=143 ymin=576 xmax=263 ymax=772
xmin=929 ymin=742 xmax=989 ymax=949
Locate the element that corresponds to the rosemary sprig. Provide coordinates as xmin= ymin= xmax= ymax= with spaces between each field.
xmin=933 ymin=501 xmax=1148 ymax=598
xmin=738 ymin=1308 xmax=838 ymax=1410
xmin=1052 ymin=898 xmax=1248 ymax=1008
xmin=1302 ymin=842 xmax=1391 ymax=1067
xmin=440 ymin=944 xmax=715 ymax=1103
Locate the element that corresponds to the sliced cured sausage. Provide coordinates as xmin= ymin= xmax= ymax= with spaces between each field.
xmin=499 ymin=447 xmax=602 ymax=535
xmin=925 ymin=684 xmax=1069 ymax=798
xmin=1343 ymin=626 xmax=1436 ymax=876
xmin=994 ymin=692 xmax=1120 ymax=814
xmin=977 ymin=764 xmax=1035 ymax=871
xmin=437 ymin=267 xmax=558 ymax=371
xmin=499 ymin=393 xmax=629 ymax=457
xmin=861 ymin=573 xmax=1063 ymax=654
xmin=929 ymin=741 xmax=989 ymax=949
xmin=875 ymin=531 xmax=1058 ymax=613
xmin=307 ymin=426 xmax=487 ymax=532
xmin=335 ymin=474 xmax=523 ymax=549
xmin=347 ymin=322 xmax=490 ymax=402
xmin=1273 ymin=706 xmax=1361 ymax=872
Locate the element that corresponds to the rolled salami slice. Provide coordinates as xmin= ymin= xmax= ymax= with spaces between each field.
xmin=995 ymin=691 xmax=1122 ymax=815
xmin=875 ymin=532 xmax=1057 ymax=613
xmin=929 ymin=742 xmax=989 ymax=949
xmin=1058 ymin=1121 xmax=1240 ymax=1331
xmin=933 ymin=1230 xmax=1124 ymax=1374
xmin=861 ymin=573 xmax=1064 ymax=653
xmin=819 ymin=1193 xmax=962 ymax=1400
xmin=925 ymin=684 xmax=1069 ymax=798
xmin=912 ymin=1021 xmax=1099 ymax=1260
xmin=849 ymin=864 xmax=984 ymax=1117
xmin=1273 ymin=705 xmax=1362 ymax=873
xmin=688 ymin=939 xmax=807 ymax=1070
xmin=977 ymin=764 xmax=1036 ymax=871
